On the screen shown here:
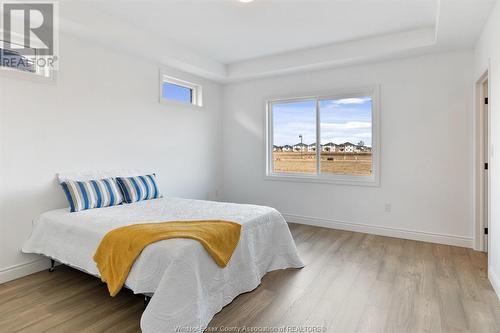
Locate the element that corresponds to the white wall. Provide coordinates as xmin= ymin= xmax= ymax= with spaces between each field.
xmin=0 ymin=34 xmax=223 ymax=282
xmin=222 ymin=51 xmax=474 ymax=247
xmin=474 ymin=0 xmax=500 ymax=296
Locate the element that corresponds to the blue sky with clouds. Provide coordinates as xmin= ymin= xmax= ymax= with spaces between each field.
xmin=272 ymin=97 xmax=372 ymax=147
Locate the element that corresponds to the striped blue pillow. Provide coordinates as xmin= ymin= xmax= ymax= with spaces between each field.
xmin=115 ymin=174 xmax=162 ymax=203
xmin=61 ymin=178 xmax=123 ymax=212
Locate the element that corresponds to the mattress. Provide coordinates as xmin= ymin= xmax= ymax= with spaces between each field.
xmin=22 ymin=197 xmax=304 ymax=332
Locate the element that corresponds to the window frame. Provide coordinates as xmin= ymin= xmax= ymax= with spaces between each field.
xmin=0 ymin=39 xmax=56 ymax=83
xmin=159 ymin=70 xmax=203 ymax=108
xmin=265 ymin=86 xmax=380 ymax=187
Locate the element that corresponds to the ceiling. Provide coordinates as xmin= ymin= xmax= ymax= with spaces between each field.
xmin=60 ymin=0 xmax=497 ymax=82
xmin=93 ymin=0 xmax=438 ymax=64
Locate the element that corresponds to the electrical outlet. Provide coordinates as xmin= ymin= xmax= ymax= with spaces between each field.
xmin=384 ymin=203 xmax=392 ymax=213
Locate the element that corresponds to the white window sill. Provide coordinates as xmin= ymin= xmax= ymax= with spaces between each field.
xmin=159 ymin=98 xmax=204 ymax=110
xmin=264 ymin=173 xmax=380 ymax=187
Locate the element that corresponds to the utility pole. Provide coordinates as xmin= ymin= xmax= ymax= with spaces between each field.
xmin=299 ymin=134 xmax=303 ymax=159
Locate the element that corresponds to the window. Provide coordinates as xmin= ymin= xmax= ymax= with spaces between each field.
xmin=1 ymin=48 xmax=36 ymax=73
xmin=159 ymin=71 xmax=202 ymax=107
xmin=0 ymin=41 xmax=53 ymax=79
xmin=266 ymin=87 xmax=379 ymax=186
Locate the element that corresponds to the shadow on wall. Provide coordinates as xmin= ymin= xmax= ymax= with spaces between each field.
xmin=1 ymin=176 xmax=67 ymax=262
xmin=5 ymin=177 xmax=67 ymax=217
xmin=235 ymin=109 xmax=261 ymax=141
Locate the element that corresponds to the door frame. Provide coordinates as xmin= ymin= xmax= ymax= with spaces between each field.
xmin=474 ymin=68 xmax=490 ymax=252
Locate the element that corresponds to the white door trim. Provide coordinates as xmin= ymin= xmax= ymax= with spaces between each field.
xmin=474 ymin=68 xmax=490 ymax=252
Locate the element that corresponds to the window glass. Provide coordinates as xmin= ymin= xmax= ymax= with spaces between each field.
xmin=272 ymin=100 xmax=316 ymax=174
xmin=319 ymin=97 xmax=373 ymax=176
xmin=162 ymin=82 xmax=193 ymax=104
xmin=0 ymin=48 xmax=36 ymax=73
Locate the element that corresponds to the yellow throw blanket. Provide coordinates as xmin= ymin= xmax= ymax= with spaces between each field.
xmin=93 ymin=220 xmax=241 ymax=296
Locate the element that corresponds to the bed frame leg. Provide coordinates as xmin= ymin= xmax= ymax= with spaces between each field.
xmin=144 ymin=295 xmax=151 ymax=309
xmin=49 ymin=259 xmax=55 ymax=272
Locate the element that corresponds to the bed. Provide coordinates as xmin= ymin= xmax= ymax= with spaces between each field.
xmin=22 ymin=196 xmax=304 ymax=333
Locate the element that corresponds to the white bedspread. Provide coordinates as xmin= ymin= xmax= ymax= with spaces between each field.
xmin=22 ymin=197 xmax=304 ymax=332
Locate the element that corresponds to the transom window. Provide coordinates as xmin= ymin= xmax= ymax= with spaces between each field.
xmin=0 ymin=41 xmax=53 ymax=79
xmin=159 ymin=71 xmax=203 ymax=107
xmin=266 ymin=87 xmax=380 ymax=186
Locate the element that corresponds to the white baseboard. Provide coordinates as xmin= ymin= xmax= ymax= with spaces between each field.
xmin=0 ymin=258 xmax=50 ymax=284
xmin=0 ymin=216 xmax=473 ymax=284
xmin=283 ymin=213 xmax=473 ymax=248
xmin=489 ymin=267 xmax=500 ymax=300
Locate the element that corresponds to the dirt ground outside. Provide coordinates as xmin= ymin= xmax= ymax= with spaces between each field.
xmin=272 ymin=152 xmax=372 ymax=175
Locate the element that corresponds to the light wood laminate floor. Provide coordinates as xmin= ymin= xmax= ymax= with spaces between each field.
xmin=1 ymin=224 xmax=498 ymax=332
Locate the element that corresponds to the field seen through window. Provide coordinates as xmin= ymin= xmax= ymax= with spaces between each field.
xmin=272 ymin=151 xmax=372 ymax=175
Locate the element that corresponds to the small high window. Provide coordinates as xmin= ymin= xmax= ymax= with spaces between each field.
xmin=0 ymin=41 xmax=53 ymax=79
xmin=160 ymin=71 xmax=202 ymax=107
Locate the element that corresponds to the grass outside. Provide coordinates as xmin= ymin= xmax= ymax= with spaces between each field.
xmin=272 ymin=152 xmax=372 ymax=175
